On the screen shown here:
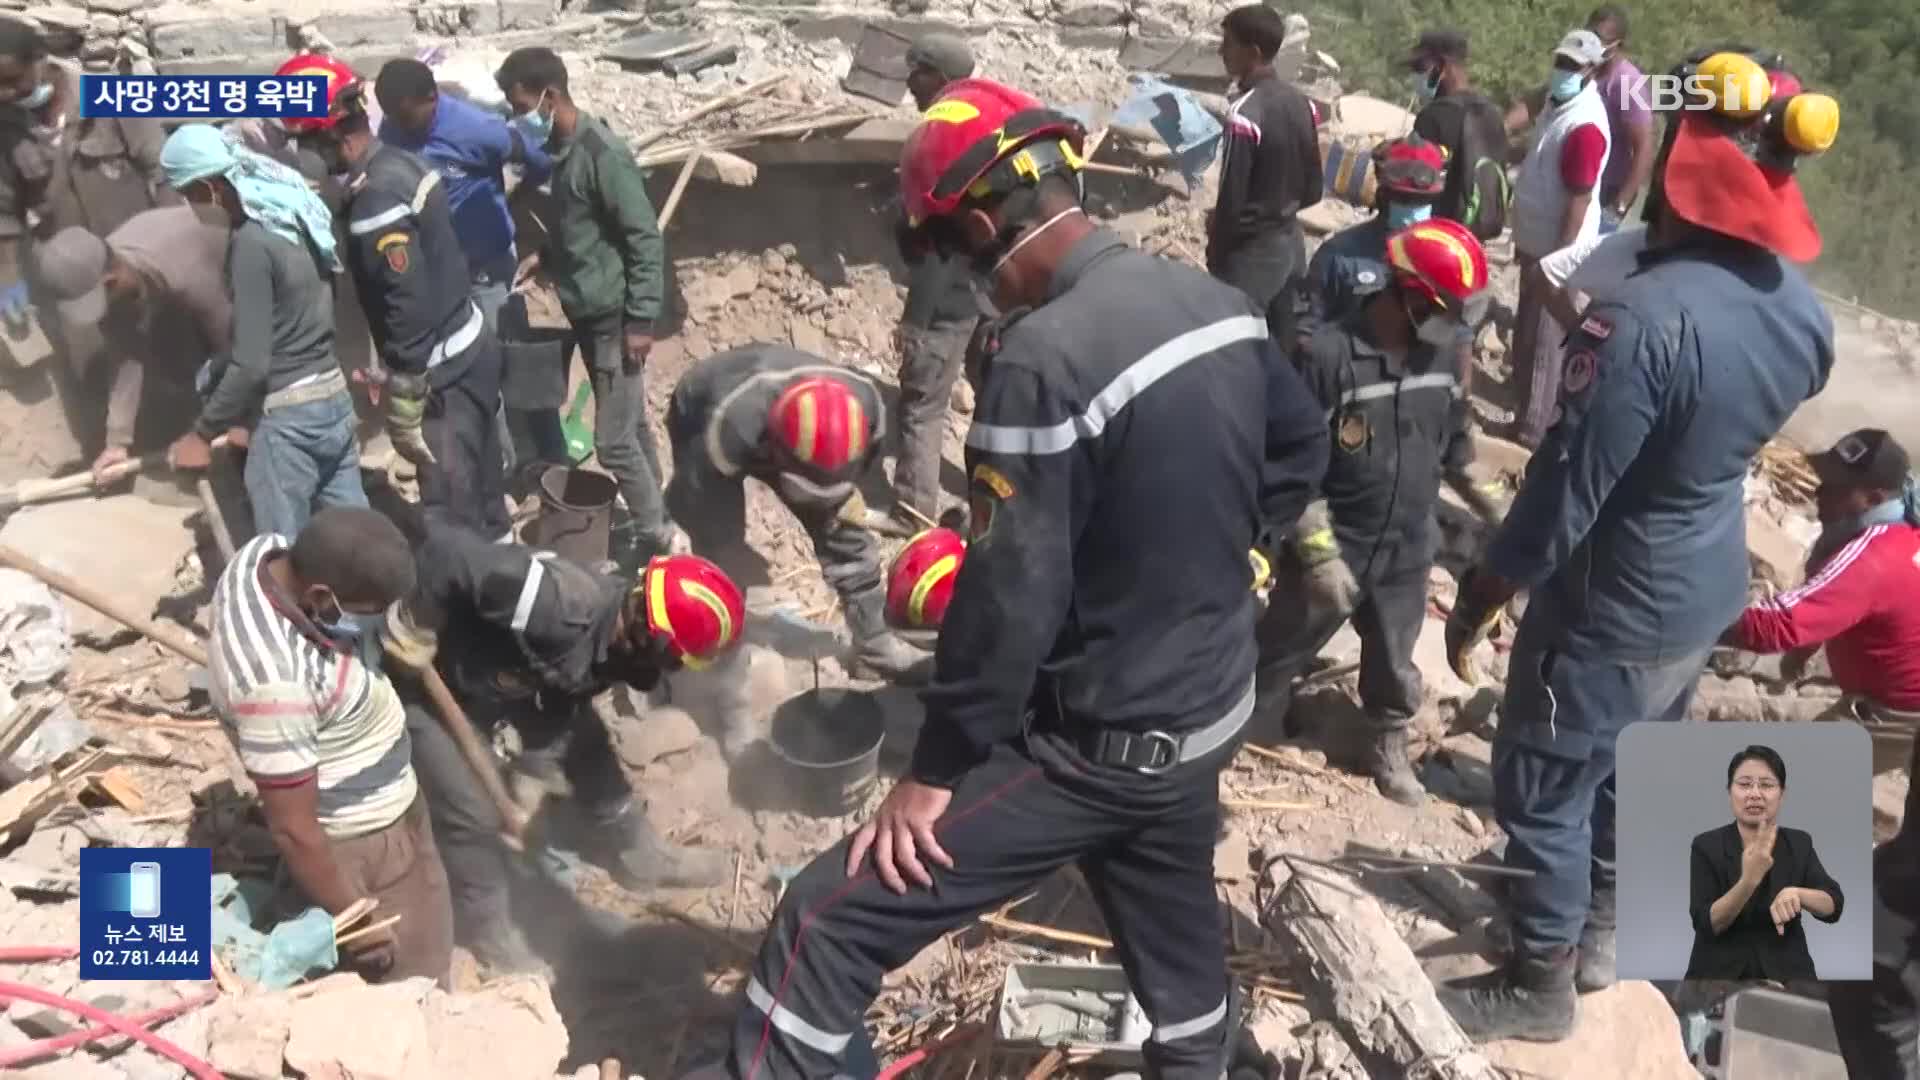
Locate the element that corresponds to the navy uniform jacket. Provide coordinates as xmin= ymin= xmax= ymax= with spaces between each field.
xmin=909 ymin=229 xmax=1329 ymax=786
xmin=1485 ymin=235 xmax=1833 ymax=662
xmin=667 ymin=344 xmax=887 ymax=485
xmin=1304 ymin=217 xmax=1391 ymax=333
xmin=1294 ymin=312 xmax=1455 ymax=571
xmin=342 ymin=144 xmax=481 ymax=386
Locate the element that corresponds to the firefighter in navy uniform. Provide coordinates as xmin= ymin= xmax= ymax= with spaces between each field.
xmin=664 ymin=343 xmax=933 ymax=684
xmin=1438 ymin=48 xmax=1838 ymax=1042
xmin=1256 ymin=218 xmax=1491 ymax=808
xmin=292 ymin=75 xmax=513 ymax=542
xmin=715 ymin=77 xmax=1328 ymax=1080
xmin=381 ymin=528 xmax=744 ymax=972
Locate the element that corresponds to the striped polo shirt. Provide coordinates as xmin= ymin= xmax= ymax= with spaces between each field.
xmin=208 ymin=534 xmax=416 ymax=839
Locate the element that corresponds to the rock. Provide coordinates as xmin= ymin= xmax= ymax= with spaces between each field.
xmin=1050 ymin=0 xmax=1127 ymax=26
xmin=152 ymin=665 xmax=195 ymax=703
xmin=0 ymin=824 xmax=84 ymax=895
xmin=789 ymin=320 xmax=829 ymax=356
xmin=618 ymin=704 xmax=703 ymax=767
xmin=284 ymin=979 xmax=433 ymax=1080
xmin=724 ymin=262 xmax=761 ymax=299
xmin=14 ymin=1057 xmax=122 ymax=1078
xmin=1329 ymin=94 xmax=1415 ymax=142
xmin=31 ymin=6 xmax=91 ymax=32
xmin=1410 ymin=614 xmax=1472 ymax=704
xmin=86 ymin=0 xmax=141 ymax=12
xmin=203 ymin=994 xmax=292 ymax=1079
xmin=1746 ymin=510 xmax=1808 ymax=590
xmin=143 ymin=6 xmax=279 ymax=60
xmin=1689 ymin=675 xmax=1767 ymax=724
xmin=1482 ymin=981 xmax=1695 ymax=1079
xmin=1244 ymin=997 xmax=1313 ymax=1063
xmin=422 ymin=976 xmax=568 ymax=1079
xmin=0 ymin=497 xmax=195 ymax=644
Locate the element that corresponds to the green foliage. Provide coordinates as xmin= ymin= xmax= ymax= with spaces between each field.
xmin=1298 ymin=0 xmax=1920 ymax=316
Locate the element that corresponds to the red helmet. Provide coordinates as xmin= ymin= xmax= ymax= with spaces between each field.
xmin=767 ymin=375 xmax=871 ymax=479
xmin=275 ymin=53 xmax=361 ymax=135
xmin=1384 ymin=218 xmax=1490 ymax=317
xmin=1373 ymin=134 xmax=1448 ymax=199
xmin=886 ymin=528 xmax=966 ymax=630
xmin=639 ymin=554 xmax=746 ymax=669
xmin=899 ymin=78 xmax=1086 ymax=227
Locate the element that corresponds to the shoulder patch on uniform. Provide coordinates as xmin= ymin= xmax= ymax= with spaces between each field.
xmin=1336 ymin=410 xmax=1369 ymax=452
xmin=971 ymin=463 xmax=1014 ymax=499
xmin=1355 ymin=268 xmax=1378 ymax=285
xmin=1563 ymin=350 xmax=1598 ymax=396
xmin=385 ymin=242 xmax=410 ymax=274
xmin=374 ymin=232 xmax=408 ymax=252
xmin=1578 ymin=315 xmax=1612 ymax=341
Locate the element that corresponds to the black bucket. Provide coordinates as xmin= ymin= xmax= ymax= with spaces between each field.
xmin=530 ymin=466 xmax=618 ymax=566
xmin=497 ymin=294 xmax=571 ymax=412
xmin=768 ymin=688 xmax=887 ymax=818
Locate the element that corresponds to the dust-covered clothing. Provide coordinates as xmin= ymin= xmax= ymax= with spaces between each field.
xmin=324 ymin=794 xmax=454 ymax=985
xmin=196 ymin=220 xmax=335 ymax=437
xmin=208 ymin=534 xmax=418 ymax=839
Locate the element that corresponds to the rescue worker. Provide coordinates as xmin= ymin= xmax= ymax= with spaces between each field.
xmin=1258 ymin=219 xmax=1490 ymax=807
xmin=158 ymin=125 xmax=368 ymax=539
xmin=1208 ymin=4 xmax=1322 ymax=346
xmin=663 ymin=344 xmax=930 ymax=682
xmin=1439 ymin=48 xmax=1839 ymax=1041
xmin=207 ymin=508 xmax=454 ymax=986
xmin=380 ymin=526 xmax=743 ymax=972
xmin=717 ymin=77 xmax=1329 ymax=1080
xmin=291 ymin=67 xmax=515 ymax=544
xmin=893 ymin=32 xmax=983 ymax=527
xmin=497 ymin=48 xmax=679 ymax=566
xmin=1506 ymin=29 xmax=1612 ymax=449
xmin=884 ymin=526 xmax=966 ymax=632
xmin=32 ymin=206 xmax=231 ymax=484
xmin=0 ymin=20 xmax=178 ymax=443
xmin=1302 ymin=134 xmax=1448 ymax=331
xmin=374 ymin=58 xmax=565 ymax=474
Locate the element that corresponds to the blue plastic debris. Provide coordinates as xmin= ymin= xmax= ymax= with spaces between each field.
xmin=209 ymin=873 xmax=339 ymax=989
xmin=1110 ymin=74 xmax=1224 ymax=191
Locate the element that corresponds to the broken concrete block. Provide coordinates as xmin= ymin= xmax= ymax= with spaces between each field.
xmin=296 ymin=6 xmax=416 ymax=52
xmin=284 ymin=979 xmax=433 ymax=1080
xmin=0 ymin=496 xmax=196 ymax=645
xmin=497 ymin=0 xmax=553 ymax=31
xmin=1746 ymin=510 xmax=1808 ymax=590
xmin=87 ymin=0 xmax=143 ymax=13
xmin=31 ymin=6 xmax=91 ymax=33
xmin=144 ymin=6 xmax=279 ymax=59
xmin=1483 ymin=981 xmax=1695 ymax=1078
xmin=1051 ymin=0 xmax=1127 ymax=25
xmin=204 ymin=994 xmax=293 ymax=1080
xmin=422 ymin=976 xmax=568 ymax=1080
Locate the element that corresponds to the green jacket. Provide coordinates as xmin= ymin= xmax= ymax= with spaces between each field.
xmin=545 ymin=114 xmax=663 ymax=330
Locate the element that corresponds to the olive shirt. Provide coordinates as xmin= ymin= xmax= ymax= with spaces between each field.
xmin=541 ymin=113 xmax=664 ymax=333
xmin=0 ymin=61 xmax=177 ymax=285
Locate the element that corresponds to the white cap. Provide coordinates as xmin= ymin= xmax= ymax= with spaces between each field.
xmin=1554 ymin=29 xmax=1607 ymax=67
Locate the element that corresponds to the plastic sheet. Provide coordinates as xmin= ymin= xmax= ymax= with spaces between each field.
xmin=1110 ymin=74 xmax=1224 ymax=190
xmin=210 ymin=874 xmax=339 ymax=989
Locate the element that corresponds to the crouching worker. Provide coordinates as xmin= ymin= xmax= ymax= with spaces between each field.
xmin=665 ymin=344 xmax=932 ymax=683
xmin=207 ymin=508 xmax=454 ymax=985
xmin=379 ymin=525 xmax=744 ymax=972
xmin=1255 ymin=218 xmax=1492 ymax=806
xmin=885 ymin=527 xmax=967 ymax=633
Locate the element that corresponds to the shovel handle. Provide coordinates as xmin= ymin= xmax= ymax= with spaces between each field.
xmin=414 ymin=665 xmax=530 ymax=851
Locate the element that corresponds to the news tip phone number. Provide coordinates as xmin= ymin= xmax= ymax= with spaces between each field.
xmin=79 ymin=75 xmax=327 ymax=119
xmin=89 ymin=949 xmax=201 ymax=967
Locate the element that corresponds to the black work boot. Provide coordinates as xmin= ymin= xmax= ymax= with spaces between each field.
xmin=589 ymin=802 xmax=731 ymax=890
xmin=842 ymin=587 xmax=933 ymax=684
xmin=464 ymin=914 xmax=549 ymax=977
xmin=1363 ymin=727 xmax=1425 ymax=806
xmin=1578 ymin=878 xmax=1617 ymax=993
xmin=1437 ymin=946 xmax=1579 ymax=1042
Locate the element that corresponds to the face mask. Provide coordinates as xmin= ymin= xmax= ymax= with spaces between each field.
xmin=18 ymin=82 xmax=52 ymax=111
xmin=311 ymin=593 xmax=383 ymax=670
xmin=977 ymin=205 xmax=1085 ymax=278
xmin=1386 ymin=203 xmax=1432 ymax=230
xmin=1412 ymin=69 xmax=1440 ymax=102
xmin=1548 ymin=69 xmax=1585 ymax=102
xmin=512 ymin=91 xmax=553 ymax=144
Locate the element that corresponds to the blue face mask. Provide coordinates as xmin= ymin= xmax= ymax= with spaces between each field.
xmin=1412 ymin=70 xmax=1440 ymax=103
xmin=17 ymin=82 xmax=52 ymax=112
xmin=313 ymin=597 xmax=385 ymax=673
xmin=1548 ymin=69 xmax=1585 ymax=103
xmin=512 ymin=91 xmax=553 ymax=145
xmin=1386 ymin=203 xmax=1433 ymax=229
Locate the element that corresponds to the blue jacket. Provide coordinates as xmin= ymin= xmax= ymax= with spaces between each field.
xmin=1486 ymin=236 xmax=1833 ymax=662
xmin=379 ymin=94 xmax=552 ymax=285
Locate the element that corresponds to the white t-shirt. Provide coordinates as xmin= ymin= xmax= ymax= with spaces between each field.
xmin=1538 ymin=225 xmax=1651 ymax=297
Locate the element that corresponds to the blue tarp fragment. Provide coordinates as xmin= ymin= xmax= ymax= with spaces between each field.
xmin=1110 ymin=74 xmax=1223 ymax=191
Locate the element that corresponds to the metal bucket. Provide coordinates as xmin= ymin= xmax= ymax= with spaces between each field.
xmin=530 ymin=466 xmax=618 ymax=566
xmin=768 ymin=688 xmax=887 ymax=818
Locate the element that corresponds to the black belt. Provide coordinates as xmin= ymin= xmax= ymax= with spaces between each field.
xmin=1077 ymin=679 xmax=1255 ymax=775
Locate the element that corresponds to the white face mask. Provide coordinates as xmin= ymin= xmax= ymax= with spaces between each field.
xmin=991 ymin=206 xmax=1084 ymax=277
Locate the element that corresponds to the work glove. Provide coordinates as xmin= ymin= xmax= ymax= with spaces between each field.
xmin=1292 ymin=501 xmax=1360 ymax=617
xmin=1444 ymin=565 xmax=1514 ymax=684
xmin=0 ymin=281 xmax=28 ymax=320
xmin=378 ymin=600 xmax=438 ymax=671
xmin=382 ymin=371 xmax=436 ymax=468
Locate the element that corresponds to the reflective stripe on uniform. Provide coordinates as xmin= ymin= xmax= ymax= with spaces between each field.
xmin=965 ymin=315 xmax=1268 ymax=457
xmin=1324 ymin=371 xmax=1457 ymax=421
xmin=427 ymin=302 xmax=484 ymax=369
xmin=347 ymin=169 xmax=444 ymax=236
xmin=509 ymin=552 xmax=555 ymax=632
xmin=744 ymin=976 xmax=854 ymax=1055
xmin=1154 ymin=995 xmax=1228 ymax=1043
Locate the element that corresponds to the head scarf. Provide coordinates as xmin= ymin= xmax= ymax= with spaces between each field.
xmin=159 ymin=124 xmax=341 ymax=273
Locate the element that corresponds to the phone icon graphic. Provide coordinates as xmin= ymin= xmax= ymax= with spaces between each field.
xmin=127 ymin=862 xmax=162 ymax=919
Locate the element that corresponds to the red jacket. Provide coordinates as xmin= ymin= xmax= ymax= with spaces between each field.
xmin=1732 ymin=523 xmax=1920 ymax=710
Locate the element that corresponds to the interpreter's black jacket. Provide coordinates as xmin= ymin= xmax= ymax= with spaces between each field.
xmin=1687 ymin=822 xmax=1844 ymax=981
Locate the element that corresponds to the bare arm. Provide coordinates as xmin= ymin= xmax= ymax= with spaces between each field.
xmin=256 ymin=781 xmax=360 ymax=915
xmin=1796 ymin=887 xmax=1837 ymax=919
